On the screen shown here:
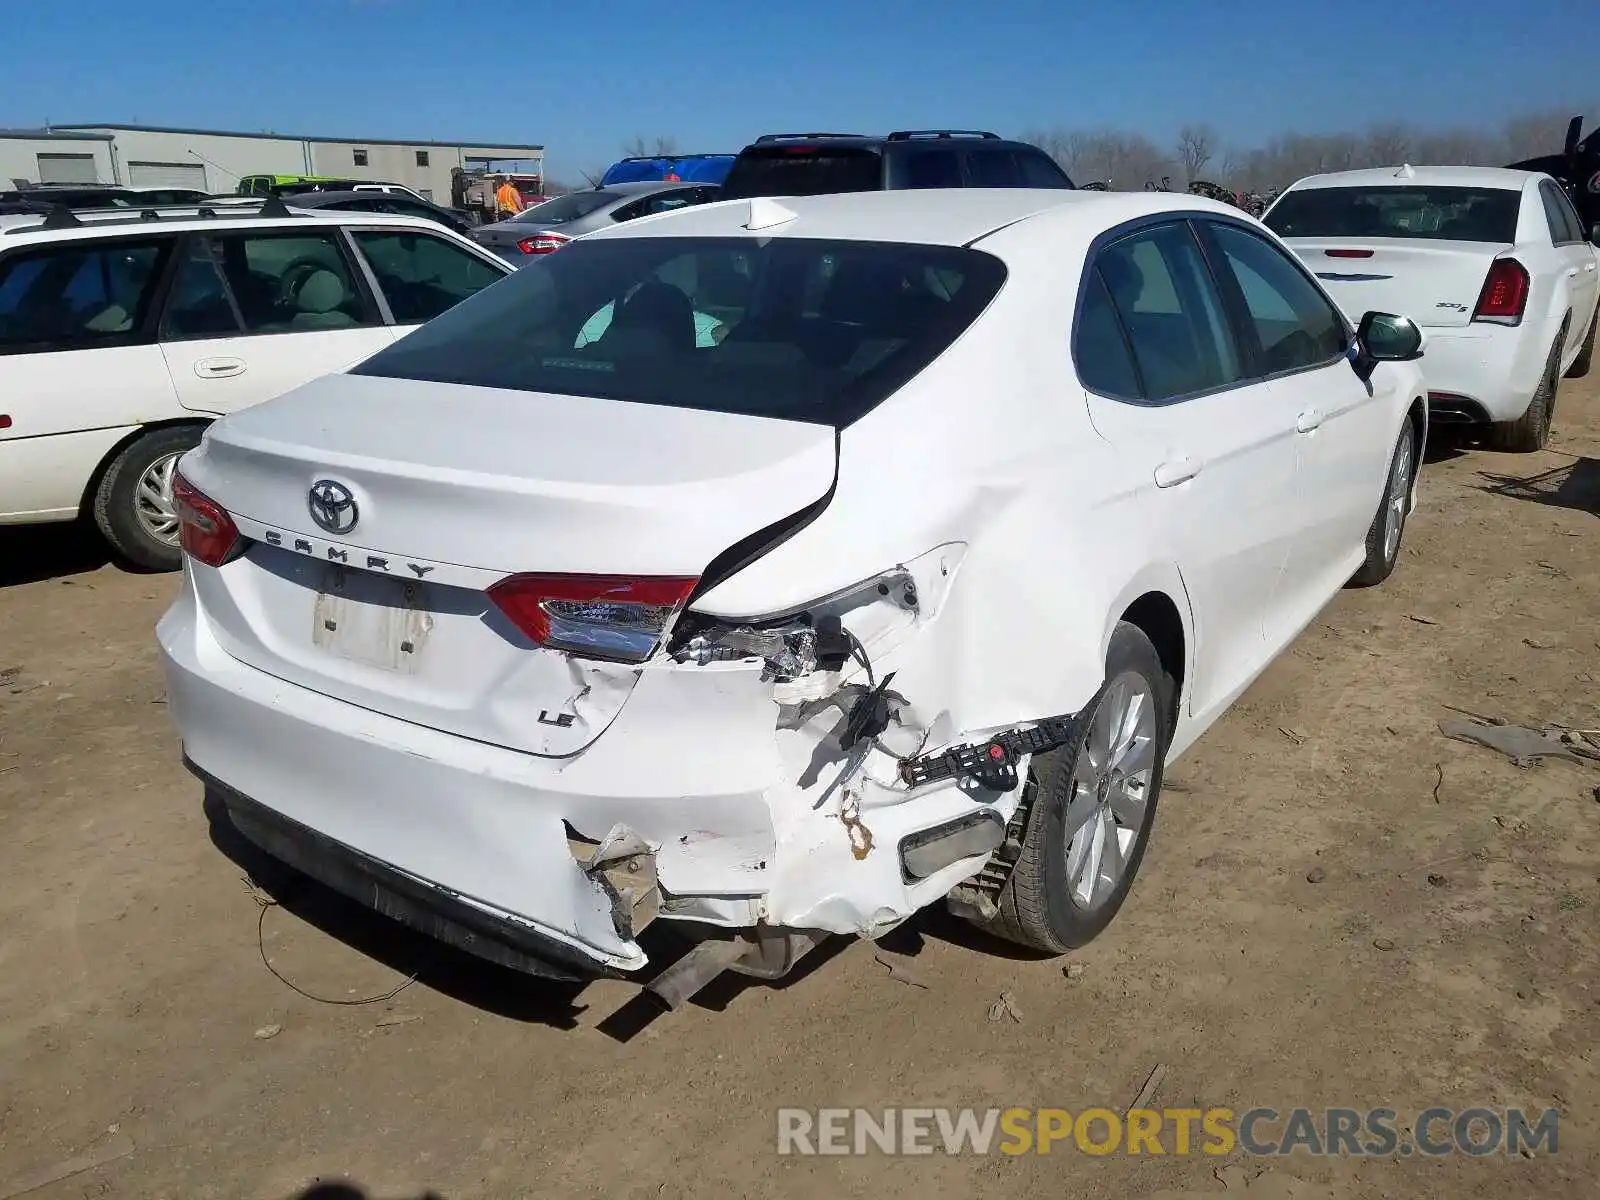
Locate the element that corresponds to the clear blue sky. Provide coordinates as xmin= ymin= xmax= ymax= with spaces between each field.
xmin=2 ymin=0 xmax=1595 ymax=179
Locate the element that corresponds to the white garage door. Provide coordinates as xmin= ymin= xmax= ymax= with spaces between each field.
xmin=36 ymin=153 xmax=99 ymax=183
xmin=128 ymin=161 xmax=208 ymax=189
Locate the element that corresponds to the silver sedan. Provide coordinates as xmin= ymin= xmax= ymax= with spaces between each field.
xmin=471 ymin=181 xmax=722 ymax=264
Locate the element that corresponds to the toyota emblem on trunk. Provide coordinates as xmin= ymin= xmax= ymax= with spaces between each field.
xmin=308 ymin=480 xmax=359 ymax=535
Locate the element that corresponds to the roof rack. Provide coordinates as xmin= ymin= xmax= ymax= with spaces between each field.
xmin=3 ymin=196 xmax=302 ymax=236
xmin=753 ymin=132 xmax=869 ymax=143
xmin=885 ymin=129 xmax=1001 ymax=141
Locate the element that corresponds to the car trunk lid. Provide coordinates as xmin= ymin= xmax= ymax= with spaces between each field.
xmin=1285 ymin=237 xmax=1513 ymax=328
xmin=180 ymin=373 xmax=836 ymax=756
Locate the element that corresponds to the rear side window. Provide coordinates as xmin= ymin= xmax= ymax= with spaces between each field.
xmin=1539 ymin=180 xmax=1582 ymax=245
xmin=352 ymin=230 xmax=505 ymax=324
xmin=900 ymin=149 xmax=962 ymax=189
xmin=1074 ymin=270 xmax=1141 ymax=399
xmin=0 ymin=237 xmax=174 ymax=354
xmin=514 ymin=191 xmax=615 ymax=224
xmin=1264 ymin=186 xmax=1521 ymax=243
xmin=1096 ymin=222 xmax=1242 ymax=402
xmin=354 ymin=236 xmax=1007 ymax=428
xmin=720 ymin=148 xmax=883 ymax=199
xmin=179 ymin=231 xmax=379 ymax=334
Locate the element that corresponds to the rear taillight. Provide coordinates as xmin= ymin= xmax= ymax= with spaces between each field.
xmin=487 ymin=574 xmax=698 ymax=662
xmin=1324 ymin=248 xmax=1374 ymax=258
xmin=172 ymin=470 xmax=241 ymax=567
xmin=1473 ymin=258 xmax=1529 ymax=325
xmin=517 ymin=232 xmax=570 ymax=255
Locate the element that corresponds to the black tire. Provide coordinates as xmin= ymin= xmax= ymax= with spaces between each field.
xmin=1349 ymin=418 xmax=1417 ymax=588
xmin=1566 ymin=308 xmax=1595 ymax=379
xmin=975 ymin=622 xmax=1173 ymax=953
xmin=1492 ymin=333 xmax=1562 ymax=453
xmin=92 ymin=425 xmax=205 ymax=572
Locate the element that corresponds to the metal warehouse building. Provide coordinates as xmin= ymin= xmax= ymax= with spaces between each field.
xmin=0 ymin=124 xmax=543 ymax=201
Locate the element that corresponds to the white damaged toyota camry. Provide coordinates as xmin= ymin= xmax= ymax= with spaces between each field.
xmin=158 ymin=188 xmax=1428 ymax=1002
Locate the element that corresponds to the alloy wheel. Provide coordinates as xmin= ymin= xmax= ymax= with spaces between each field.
xmin=1062 ymin=671 xmax=1158 ymax=910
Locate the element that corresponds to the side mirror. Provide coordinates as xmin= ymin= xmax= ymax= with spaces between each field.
xmin=1590 ymin=223 xmax=1600 ymax=248
xmin=1350 ymin=311 xmax=1423 ymax=382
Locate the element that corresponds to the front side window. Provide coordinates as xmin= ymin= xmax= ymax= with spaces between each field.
xmin=196 ymin=232 xmax=378 ymax=333
xmin=352 ymin=230 xmax=505 ymax=324
xmin=1207 ymin=222 xmax=1348 ymax=375
xmin=354 ymin=236 xmax=1007 ymax=427
xmin=1096 ymin=222 xmax=1242 ymax=402
xmin=0 ymin=238 xmax=173 ymax=354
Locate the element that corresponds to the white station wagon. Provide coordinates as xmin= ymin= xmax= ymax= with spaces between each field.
xmin=0 ymin=203 xmax=511 ymax=569
xmin=158 ymin=189 xmax=1428 ymax=1004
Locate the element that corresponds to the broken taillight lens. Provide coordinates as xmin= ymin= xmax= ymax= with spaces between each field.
xmin=172 ymin=469 xmax=241 ymax=567
xmin=487 ymin=574 xmax=698 ymax=663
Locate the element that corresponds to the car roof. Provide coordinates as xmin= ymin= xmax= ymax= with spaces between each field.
xmin=581 ymin=187 xmax=1243 ymax=248
xmin=1285 ymin=165 xmax=1541 ymax=192
xmin=588 ymin=181 xmax=710 ymax=197
xmin=286 ymin=190 xmax=439 ymax=207
xmin=0 ymin=208 xmax=473 ymax=246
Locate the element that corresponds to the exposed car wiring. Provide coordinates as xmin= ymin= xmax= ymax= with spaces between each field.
xmin=242 ymin=875 xmax=421 ymax=1006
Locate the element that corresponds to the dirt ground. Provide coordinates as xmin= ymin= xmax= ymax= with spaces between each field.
xmin=3 ymin=376 xmax=1600 ymax=1200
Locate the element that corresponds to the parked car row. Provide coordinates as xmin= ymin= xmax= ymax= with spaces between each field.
xmin=6 ymin=117 xmax=1593 ymax=1010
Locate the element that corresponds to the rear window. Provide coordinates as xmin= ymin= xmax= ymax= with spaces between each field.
xmin=353 ymin=235 xmax=1006 ymax=428
xmin=513 ymin=191 xmax=615 ymax=224
xmin=1264 ymin=186 xmax=1521 ymax=242
xmin=720 ymin=148 xmax=883 ymax=199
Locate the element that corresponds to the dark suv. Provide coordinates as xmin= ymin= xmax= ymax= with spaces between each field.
xmin=719 ymin=130 xmax=1074 ymax=199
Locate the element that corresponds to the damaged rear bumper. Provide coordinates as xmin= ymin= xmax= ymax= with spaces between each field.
xmin=158 ymin=585 xmax=1029 ymax=978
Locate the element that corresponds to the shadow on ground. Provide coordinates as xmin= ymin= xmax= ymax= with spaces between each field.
xmin=204 ymin=790 xmax=866 ymax=1040
xmin=291 ymin=1185 xmax=443 ymax=1200
xmin=1477 ymin=455 xmax=1600 ymax=515
xmin=205 ymin=790 xmax=596 ymax=1030
xmin=0 ymin=521 xmax=113 ymax=588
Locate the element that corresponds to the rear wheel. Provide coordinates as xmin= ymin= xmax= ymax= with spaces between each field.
xmin=92 ymin=425 xmax=205 ymax=571
xmin=1349 ymin=419 xmax=1416 ymax=588
xmin=973 ymin=622 xmax=1172 ymax=953
xmin=1567 ymin=308 xmax=1595 ymax=379
xmin=1492 ymin=334 xmax=1562 ymax=453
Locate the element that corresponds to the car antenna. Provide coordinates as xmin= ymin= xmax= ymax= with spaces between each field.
xmin=1393 ymin=163 xmax=1416 ymax=179
xmin=744 ymin=197 xmax=797 ymax=231
xmin=258 ymin=194 xmax=292 ymax=218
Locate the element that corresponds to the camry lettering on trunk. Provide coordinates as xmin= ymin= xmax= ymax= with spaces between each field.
xmin=260 ymin=529 xmax=435 ymax=577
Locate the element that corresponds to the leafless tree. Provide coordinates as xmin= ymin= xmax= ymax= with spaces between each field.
xmin=622 ymin=135 xmax=680 ymax=158
xmin=1017 ymin=102 xmax=1599 ymax=195
xmin=1176 ymin=124 xmax=1217 ymax=183
xmin=1363 ymin=123 xmax=1412 ymax=167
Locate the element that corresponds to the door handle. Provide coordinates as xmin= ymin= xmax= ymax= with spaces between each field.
xmin=194 ymin=356 xmax=246 ymax=379
xmin=1565 ymin=267 xmax=1580 ymax=278
xmin=1153 ymin=457 xmax=1202 ymax=488
xmin=1296 ymin=408 xmax=1324 ymax=433
xmin=1586 ymin=262 xmax=1597 ymax=272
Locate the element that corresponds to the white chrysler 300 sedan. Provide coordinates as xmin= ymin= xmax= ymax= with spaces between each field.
xmin=157 ymin=189 xmax=1428 ymax=1002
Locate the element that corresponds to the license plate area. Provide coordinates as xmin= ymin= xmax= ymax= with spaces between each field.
xmin=312 ymin=562 xmax=434 ymax=673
